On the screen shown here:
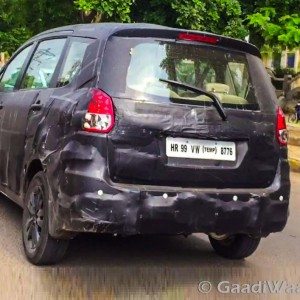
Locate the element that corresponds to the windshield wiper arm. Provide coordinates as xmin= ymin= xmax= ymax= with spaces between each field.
xmin=159 ymin=78 xmax=227 ymax=121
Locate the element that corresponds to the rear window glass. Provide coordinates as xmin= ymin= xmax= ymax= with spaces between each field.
xmin=101 ymin=37 xmax=259 ymax=110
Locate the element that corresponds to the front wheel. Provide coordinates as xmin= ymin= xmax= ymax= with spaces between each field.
xmin=209 ymin=234 xmax=261 ymax=259
xmin=22 ymin=171 xmax=69 ymax=265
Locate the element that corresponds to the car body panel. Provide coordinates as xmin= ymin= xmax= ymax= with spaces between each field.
xmin=0 ymin=23 xmax=290 ymax=239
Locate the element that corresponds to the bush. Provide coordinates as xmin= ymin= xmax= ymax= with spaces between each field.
xmin=0 ymin=28 xmax=32 ymax=55
xmin=274 ymin=67 xmax=296 ymax=78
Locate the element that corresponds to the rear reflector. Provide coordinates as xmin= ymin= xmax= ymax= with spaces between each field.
xmin=178 ymin=33 xmax=219 ymax=44
xmin=83 ymin=89 xmax=115 ymax=133
xmin=276 ymin=107 xmax=288 ymax=146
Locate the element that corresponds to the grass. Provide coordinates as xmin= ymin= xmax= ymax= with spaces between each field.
xmin=287 ymin=121 xmax=300 ymax=128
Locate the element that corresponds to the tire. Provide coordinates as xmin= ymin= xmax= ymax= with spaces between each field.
xmin=209 ymin=234 xmax=261 ymax=260
xmin=22 ymin=171 xmax=69 ymax=265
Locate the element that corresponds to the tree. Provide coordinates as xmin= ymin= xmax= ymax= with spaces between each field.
xmin=23 ymin=0 xmax=80 ymax=35
xmin=131 ymin=0 xmax=175 ymax=26
xmin=0 ymin=0 xmax=30 ymax=53
xmin=0 ymin=0 xmax=80 ymax=54
xmin=132 ymin=0 xmax=248 ymax=39
xmin=74 ymin=0 xmax=134 ymax=23
xmin=0 ymin=28 xmax=31 ymax=54
xmin=242 ymin=0 xmax=300 ymax=49
xmin=171 ymin=0 xmax=247 ymax=38
xmin=1 ymin=0 xmax=299 ymax=55
xmin=241 ymin=0 xmax=300 ymax=18
xmin=247 ymin=7 xmax=300 ymax=50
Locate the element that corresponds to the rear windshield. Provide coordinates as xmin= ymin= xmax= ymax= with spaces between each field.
xmin=101 ymin=37 xmax=259 ymax=110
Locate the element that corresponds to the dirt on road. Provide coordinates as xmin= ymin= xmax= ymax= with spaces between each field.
xmin=0 ymin=173 xmax=300 ymax=299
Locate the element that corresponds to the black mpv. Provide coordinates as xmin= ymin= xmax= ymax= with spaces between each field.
xmin=0 ymin=23 xmax=290 ymax=265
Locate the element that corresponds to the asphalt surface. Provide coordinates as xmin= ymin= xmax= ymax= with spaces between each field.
xmin=0 ymin=173 xmax=300 ymax=299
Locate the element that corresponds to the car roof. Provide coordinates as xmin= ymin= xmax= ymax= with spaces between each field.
xmin=28 ymin=23 xmax=261 ymax=57
xmin=29 ymin=23 xmax=166 ymax=40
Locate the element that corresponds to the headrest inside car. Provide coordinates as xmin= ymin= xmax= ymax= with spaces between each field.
xmin=205 ymin=83 xmax=230 ymax=94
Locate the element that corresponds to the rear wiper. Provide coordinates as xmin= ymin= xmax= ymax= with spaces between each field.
xmin=159 ymin=78 xmax=227 ymax=121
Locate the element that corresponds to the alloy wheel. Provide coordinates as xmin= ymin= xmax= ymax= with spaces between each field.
xmin=23 ymin=186 xmax=44 ymax=254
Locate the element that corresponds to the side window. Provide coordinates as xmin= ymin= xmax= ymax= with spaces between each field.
xmin=21 ymin=39 xmax=66 ymax=90
xmin=57 ymin=38 xmax=93 ymax=87
xmin=0 ymin=45 xmax=33 ymax=92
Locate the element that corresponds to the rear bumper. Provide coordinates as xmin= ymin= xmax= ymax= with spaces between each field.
xmin=48 ymin=160 xmax=290 ymax=238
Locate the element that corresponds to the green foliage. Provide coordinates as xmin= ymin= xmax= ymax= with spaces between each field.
xmin=277 ymin=15 xmax=300 ymax=47
xmin=74 ymin=0 xmax=134 ymax=22
xmin=242 ymin=0 xmax=300 ymax=18
xmin=248 ymin=7 xmax=300 ymax=50
xmin=0 ymin=0 xmax=299 ymax=55
xmin=0 ymin=28 xmax=31 ymax=54
xmin=0 ymin=0 xmax=30 ymax=54
xmin=0 ymin=0 xmax=79 ymax=54
xmin=23 ymin=0 xmax=80 ymax=34
xmin=131 ymin=0 xmax=175 ymax=25
xmin=133 ymin=0 xmax=247 ymax=39
xmin=171 ymin=0 xmax=247 ymax=38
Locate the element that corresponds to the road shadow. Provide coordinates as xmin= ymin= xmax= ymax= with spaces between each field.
xmin=65 ymin=233 xmax=240 ymax=268
xmin=35 ymin=234 xmax=253 ymax=298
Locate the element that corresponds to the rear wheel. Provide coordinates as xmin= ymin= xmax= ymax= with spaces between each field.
xmin=209 ymin=234 xmax=260 ymax=259
xmin=22 ymin=171 xmax=69 ymax=265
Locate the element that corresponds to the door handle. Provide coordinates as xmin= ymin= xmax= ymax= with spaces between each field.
xmin=30 ymin=103 xmax=42 ymax=111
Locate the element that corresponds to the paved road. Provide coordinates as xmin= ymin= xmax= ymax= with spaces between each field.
xmin=0 ymin=173 xmax=300 ymax=299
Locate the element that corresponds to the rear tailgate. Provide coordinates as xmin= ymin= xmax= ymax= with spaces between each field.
xmin=100 ymin=33 xmax=279 ymax=189
xmin=107 ymin=99 xmax=278 ymax=188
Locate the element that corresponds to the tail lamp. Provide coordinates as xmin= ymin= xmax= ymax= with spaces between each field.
xmin=178 ymin=33 xmax=219 ymax=44
xmin=83 ymin=89 xmax=115 ymax=133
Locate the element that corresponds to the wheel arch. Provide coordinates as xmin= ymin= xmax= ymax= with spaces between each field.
xmin=24 ymin=159 xmax=44 ymax=195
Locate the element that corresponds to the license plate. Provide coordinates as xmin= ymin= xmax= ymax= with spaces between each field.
xmin=166 ymin=137 xmax=236 ymax=161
